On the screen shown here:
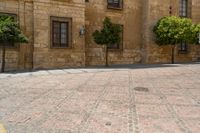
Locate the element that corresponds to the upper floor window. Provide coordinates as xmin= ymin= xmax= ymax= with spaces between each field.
xmin=107 ymin=0 xmax=123 ymax=9
xmin=50 ymin=17 xmax=72 ymax=48
xmin=179 ymin=0 xmax=188 ymax=17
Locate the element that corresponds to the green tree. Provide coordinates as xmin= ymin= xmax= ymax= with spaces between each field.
xmin=153 ymin=16 xmax=198 ymax=64
xmin=0 ymin=15 xmax=28 ymax=72
xmin=190 ymin=23 xmax=200 ymax=44
xmin=92 ymin=17 xmax=122 ymax=66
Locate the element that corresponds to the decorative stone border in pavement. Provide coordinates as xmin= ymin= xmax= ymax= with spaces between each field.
xmin=1 ymin=62 xmax=200 ymax=79
xmin=0 ymin=69 xmax=113 ymax=79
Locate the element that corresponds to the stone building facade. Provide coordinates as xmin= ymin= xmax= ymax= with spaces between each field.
xmin=0 ymin=0 xmax=200 ymax=71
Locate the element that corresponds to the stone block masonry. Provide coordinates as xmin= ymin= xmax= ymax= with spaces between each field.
xmin=32 ymin=0 xmax=86 ymax=69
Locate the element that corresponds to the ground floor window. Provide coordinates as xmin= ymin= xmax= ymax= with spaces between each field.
xmin=50 ymin=17 xmax=72 ymax=48
xmin=179 ymin=42 xmax=188 ymax=53
xmin=107 ymin=25 xmax=123 ymax=50
xmin=0 ymin=12 xmax=17 ymax=48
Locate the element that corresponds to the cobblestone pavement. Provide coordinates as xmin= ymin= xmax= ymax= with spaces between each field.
xmin=0 ymin=63 xmax=200 ymax=133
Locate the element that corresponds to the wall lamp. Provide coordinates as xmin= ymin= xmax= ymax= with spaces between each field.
xmin=79 ymin=26 xmax=85 ymax=37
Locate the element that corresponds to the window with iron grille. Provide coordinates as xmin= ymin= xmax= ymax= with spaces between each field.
xmin=179 ymin=0 xmax=188 ymax=17
xmin=51 ymin=17 xmax=72 ymax=48
xmin=179 ymin=42 xmax=188 ymax=53
xmin=107 ymin=0 xmax=123 ymax=9
xmin=179 ymin=0 xmax=190 ymax=54
xmin=0 ymin=13 xmax=17 ymax=48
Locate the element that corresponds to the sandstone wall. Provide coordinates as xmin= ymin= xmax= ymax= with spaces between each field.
xmin=85 ymin=0 xmax=143 ymax=66
xmin=142 ymin=0 xmax=200 ymax=64
xmin=33 ymin=0 xmax=86 ymax=69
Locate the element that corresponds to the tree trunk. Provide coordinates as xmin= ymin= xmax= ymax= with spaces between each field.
xmin=105 ymin=45 xmax=108 ymax=67
xmin=171 ymin=45 xmax=175 ymax=64
xmin=1 ymin=43 xmax=6 ymax=73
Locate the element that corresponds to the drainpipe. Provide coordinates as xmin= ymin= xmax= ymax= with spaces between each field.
xmin=24 ymin=0 xmax=34 ymax=70
xmin=32 ymin=1 xmax=34 ymax=70
xmin=141 ymin=0 xmax=150 ymax=64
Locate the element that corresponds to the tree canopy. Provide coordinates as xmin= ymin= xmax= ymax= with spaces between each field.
xmin=0 ymin=15 xmax=28 ymax=44
xmin=153 ymin=16 xmax=199 ymax=45
xmin=92 ymin=17 xmax=122 ymax=66
xmin=92 ymin=17 xmax=122 ymax=46
xmin=190 ymin=23 xmax=200 ymax=44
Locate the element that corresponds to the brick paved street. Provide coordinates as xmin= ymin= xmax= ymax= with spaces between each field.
xmin=0 ymin=63 xmax=200 ymax=133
